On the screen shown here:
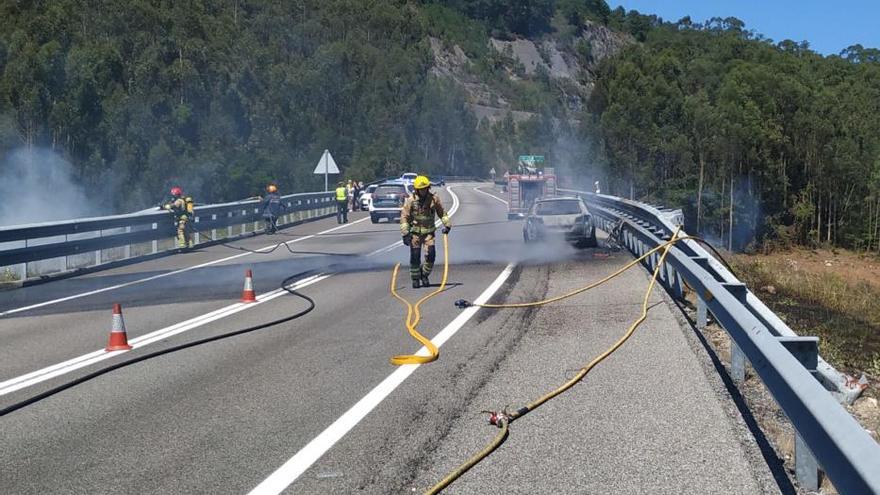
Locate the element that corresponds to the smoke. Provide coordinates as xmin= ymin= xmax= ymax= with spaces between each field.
xmin=549 ymin=125 xmax=602 ymax=193
xmin=0 ymin=148 xmax=103 ymax=227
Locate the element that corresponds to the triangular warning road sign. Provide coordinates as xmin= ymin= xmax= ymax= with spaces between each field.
xmin=313 ymin=149 xmax=340 ymax=174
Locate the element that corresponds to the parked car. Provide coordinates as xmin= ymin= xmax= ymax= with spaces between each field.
xmin=359 ymin=183 xmax=379 ymax=210
xmin=400 ymin=172 xmax=418 ymax=185
xmin=369 ymin=182 xmax=410 ymax=223
xmin=522 ymin=196 xmax=597 ymax=247
xmin=432 ymin=176 xmax=446 ymax=187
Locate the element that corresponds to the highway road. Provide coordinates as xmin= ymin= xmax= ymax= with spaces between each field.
xmin=0 ymin=184 xmax=781 ymax=494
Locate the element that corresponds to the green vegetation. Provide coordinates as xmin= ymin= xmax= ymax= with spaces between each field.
xmin=1 ymin=0 xmax=879 ymax=256
xmin=0 ymin=1 xmax=486 ymax=211
xmin=585 ymin=18 xmax=880 ymax=252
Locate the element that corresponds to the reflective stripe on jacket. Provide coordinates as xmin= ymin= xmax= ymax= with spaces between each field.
xmin=400 ymin=192 xmax=450 ymax=235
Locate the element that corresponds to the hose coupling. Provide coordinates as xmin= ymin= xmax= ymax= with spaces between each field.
xmin=454 ymin=299 xmax=472 ymax=309
xmin=487 ymin=411 xmax=508 ymax=427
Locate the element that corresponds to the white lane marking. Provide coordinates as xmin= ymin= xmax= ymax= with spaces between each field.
xmin=473 ymin=186 xmax=508 ymax=205
xmin=365 ymin=186 xmax=461 ymax=257
xmin=0 ymin=275 xmax=330 ymax=396
xmin=1 ymin=186 xmax=465 ymax=394
xmin=247 ymin=263 xmax=516 ymax=495
xmin=0 ymin=218 xmax=369 ymax=318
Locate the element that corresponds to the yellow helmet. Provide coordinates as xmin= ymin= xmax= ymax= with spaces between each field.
xmin=267 ymin=184 xmax=278 ymax=193
xmin=413 ymin=175 xmax=431 ymax=190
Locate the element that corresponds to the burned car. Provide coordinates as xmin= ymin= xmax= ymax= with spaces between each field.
xmin=522 ymin=196 xmax=597 ymax=247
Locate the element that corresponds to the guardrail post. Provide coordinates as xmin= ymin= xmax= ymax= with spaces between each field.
xmin=152 ymin=223 xmax=158 ymax=254
xmin=123 ymin=227 xmax=131 ymax=259
xmin=64 ymin=234 xmax=70 ymax=272
xmin=795 ymin=432 xmax=820 ymax=491
xmin=777 ymin=335 xmax=821 ymax=490
xmin=241 ymin=210 xmax=246 ymax=235
xmin=193 ymin=216 xmax=200 ymax=245
xmin=723 ymin=283 xmax=749 ymax=382
xmin=227 ymin=212 xmax=233 ymax=238
xmin=774 ymin=333 xmax=822 ymax=489
xmin=697 ymin=295 xmax=708 ymax=330
xmin=670 ymin=266 xmax=684 ymax=299
xmin=95 ymin=229 xmax=102 ymax=266
xmin=211 ymin=214 xmax=217 ymax=241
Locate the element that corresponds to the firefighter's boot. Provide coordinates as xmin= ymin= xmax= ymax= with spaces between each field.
xmin=420 ymin=245 xmax=435 ymax=288
xmin=412 ymin=278 xmax=421 ymax=289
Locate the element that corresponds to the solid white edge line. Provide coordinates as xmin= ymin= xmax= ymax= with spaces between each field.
xmin=0 ymin=188 xmax=466 ymax=394
xmin=0 ymin=218 xmax=369 ymax=317
xmin=246 ymin=262 xmax=516 ymax=495
xmin=2 ymin=185 xmax=473 ymax=392
xmin=0 ymin=275 xmax=330 ymax=396
xmin=473 ymin=185 xmax=508 ymax=205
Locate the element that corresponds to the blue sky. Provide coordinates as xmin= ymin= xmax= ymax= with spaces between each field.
xmin=607 ymin=1 xmax=879 ymax=55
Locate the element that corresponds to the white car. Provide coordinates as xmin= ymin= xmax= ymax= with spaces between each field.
xmin=522 ymin=196 xmax=597 ymax=247
xmin=400 ymin=172 xmax=417 ymax=185
xmin=360 ymin=184 xmax=378 ymax=210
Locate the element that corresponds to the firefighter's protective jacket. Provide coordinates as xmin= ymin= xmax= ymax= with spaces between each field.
xmin=400 ymin=192 xmax=450 ymax=235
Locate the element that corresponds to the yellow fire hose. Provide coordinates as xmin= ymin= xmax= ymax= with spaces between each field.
xmin=389 ymin=233 xmax=450 ymax=365
xmin=426 ymin=228 xmax=684 ymax=494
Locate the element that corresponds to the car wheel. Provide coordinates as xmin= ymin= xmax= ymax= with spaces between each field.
xmin=586 ymin=226 xmax=598 ymax=247
xmin=370 ymin=214 xmax=379 ymax=224
xmin=524 ymin=221 xmax=538 ymax=243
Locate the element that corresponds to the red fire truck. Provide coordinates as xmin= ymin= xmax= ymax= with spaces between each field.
xmin=505 ymin=163 xmax=556 ymax=220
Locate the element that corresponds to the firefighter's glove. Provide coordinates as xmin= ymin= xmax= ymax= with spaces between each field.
xmin=402 ymin=234 xmax=412 ymax=247
xmin=442 ymin=226 xmax=451 ymax=235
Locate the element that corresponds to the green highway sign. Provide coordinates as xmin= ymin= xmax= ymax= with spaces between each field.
xmin=518 ymin=155 xmax=545 ymax=164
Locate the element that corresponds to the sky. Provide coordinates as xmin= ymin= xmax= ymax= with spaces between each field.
xmin=607 ymin=1 xmax=879 ymax=55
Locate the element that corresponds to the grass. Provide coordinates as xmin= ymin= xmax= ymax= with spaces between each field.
xmin=731 ymin=255 xmax=880 ymax=378
xmin=2 ymin=267 xmax=21 ymax=282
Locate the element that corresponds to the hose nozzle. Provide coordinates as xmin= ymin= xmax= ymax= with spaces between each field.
xmin=454 ymin=299 xmax=472 ymax=309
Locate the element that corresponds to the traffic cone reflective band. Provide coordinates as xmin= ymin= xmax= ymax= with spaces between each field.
xmin=241 ymin=269 xmax=257 ymax=303
xmin=105 ymin=303 xmax=133 ymax=351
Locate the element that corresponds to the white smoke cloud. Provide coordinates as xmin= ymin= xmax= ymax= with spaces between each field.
xmin=0 ymin=148 xmax=100 ymax=227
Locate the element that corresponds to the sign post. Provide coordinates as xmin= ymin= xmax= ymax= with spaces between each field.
xmin=313 ymin=149 xmax=340 ymax=191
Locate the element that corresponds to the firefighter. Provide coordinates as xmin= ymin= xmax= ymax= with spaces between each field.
xmin=335 ymin=181 xmax=348 ymax=224
xmin=400 ymin=175 xmax=451 ymax=288
xmin=262 ymin=184 xmax=283 ymax=234
xmin=163 ymin=186 xmax=195 ymax=248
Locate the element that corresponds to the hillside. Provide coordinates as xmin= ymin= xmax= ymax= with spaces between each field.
xmin=2 ymin=0 xmax=879 ymax=254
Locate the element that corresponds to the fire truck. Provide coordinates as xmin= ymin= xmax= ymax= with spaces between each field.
xmin=505 ymin=156 xmax=556 ymax=220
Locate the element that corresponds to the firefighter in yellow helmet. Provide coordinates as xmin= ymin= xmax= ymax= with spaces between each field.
xmin=261 ymin=184 xmax=283 ymax=234
xmin=400 ymin=175 xmax=451 ymax=288
xmin=163 ymin=186 xmax=195 ymax=248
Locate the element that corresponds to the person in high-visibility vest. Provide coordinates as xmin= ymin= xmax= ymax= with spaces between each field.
xmin=335 ymin=181 xmax=348 ymax=224
xmin=400 ymin=175 xmax=451 ymax=288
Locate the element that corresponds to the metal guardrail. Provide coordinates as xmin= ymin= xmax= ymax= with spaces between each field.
xmin=0 ymin=191 xmax=336 ymax=282
xmin=559 ymin=188 xmax=880 ymax=493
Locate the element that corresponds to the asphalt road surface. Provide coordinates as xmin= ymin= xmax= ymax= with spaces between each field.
xmin=0 ymin=184 xmax=780 ymax=494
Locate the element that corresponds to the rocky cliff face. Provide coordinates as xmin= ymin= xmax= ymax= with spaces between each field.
xmin=429 ymin=21 xmax=631 ymax=123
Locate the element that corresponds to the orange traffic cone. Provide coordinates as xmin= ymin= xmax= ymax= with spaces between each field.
xmin=241 ymin=269 xmax=257 ymax=303
xmin=105 ymin=303 xmax=133 ymax=351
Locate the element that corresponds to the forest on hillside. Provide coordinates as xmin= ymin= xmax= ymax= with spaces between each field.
xmin=585 ymin=17 xmax=880 ymax=252
xmin=0 ymin=1 xmax=489 ymax=212
xmin=1 ymin=1 xmax=879 ymax=253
